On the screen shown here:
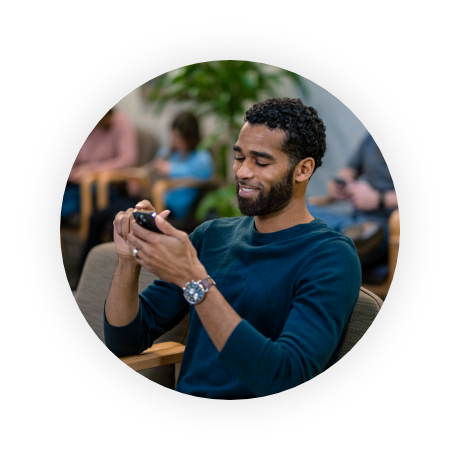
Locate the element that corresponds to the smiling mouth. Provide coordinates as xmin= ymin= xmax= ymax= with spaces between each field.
xmin=239 ymin=185 xmax=260 ymax=197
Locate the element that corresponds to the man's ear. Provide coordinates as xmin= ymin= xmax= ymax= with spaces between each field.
xmin=295 ymin=157 xmax=315 ymax=183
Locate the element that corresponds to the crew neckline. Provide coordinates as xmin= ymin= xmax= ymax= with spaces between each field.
xmin=249 ymin=217 xmax=324 ymax=245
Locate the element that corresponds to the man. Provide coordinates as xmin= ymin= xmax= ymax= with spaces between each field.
xmin=309 ymin=134 xmax=397 ymax=275
xmin=61 ymin=108 xmax=137 ymax=219
xmin=104 ymin=98 xmax=361 ymax=399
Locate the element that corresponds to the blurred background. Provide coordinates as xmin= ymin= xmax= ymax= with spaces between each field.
xmin=116 ymin=63 xmax=368 ymax=196
xmin=60 ymin=60 xmax=397 ymax=298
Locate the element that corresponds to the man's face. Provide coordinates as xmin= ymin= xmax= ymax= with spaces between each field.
xmin=171 ymin=129 xmax=189 ymax=152
xmin=233 ymin=123 xmax=296 ymax=216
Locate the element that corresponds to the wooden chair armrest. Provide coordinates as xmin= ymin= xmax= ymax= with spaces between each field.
xmin=96 ymin=168 xmax=150 ymax=210
xmin=97 ymin=167 xmax=149 ymax=182
xmin=386 ymin=208 xmax=400 ymax=287
xmin=120 ymin=341 xmax=185 ymax=371
xmin=389 ymin=235 xmax=400 ymax=245
xmin=307 ymin=195 xmax=335 ymax=206
xmin=152 ymin=177 xmax=223 ymax=213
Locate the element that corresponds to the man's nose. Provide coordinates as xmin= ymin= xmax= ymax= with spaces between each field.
xmin=236 ymin=161 xmax=255 ymax=179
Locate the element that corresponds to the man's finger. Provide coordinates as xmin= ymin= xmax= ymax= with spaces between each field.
xmin=155 ymin=214 xmax=182 ymax=238
xmin=135 ymin=200 xmax=155 ymax=211
xmin=131 ymin=220 xmax=158 ymax=243
xmin=159 ymin=209 xmax=171 ymax=219
xmin=114 ymin=212 xmax=123 ymax=238
xmin=121 ymin=210 xmax=134 ymax=241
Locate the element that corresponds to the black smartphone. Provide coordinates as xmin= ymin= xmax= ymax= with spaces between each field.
xmin=333 ymin=176 xmax=347 ymax=186
xmin=133 ymin=210 xmax=163 ymax=233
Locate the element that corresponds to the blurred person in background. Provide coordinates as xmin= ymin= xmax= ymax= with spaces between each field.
xmin=61 ymin=108 xmax=137 ymax=221
xmin=78 ymin=111 xmax=214 ymax=271
xmin=309 ymin=133 xmax=397 ymax=280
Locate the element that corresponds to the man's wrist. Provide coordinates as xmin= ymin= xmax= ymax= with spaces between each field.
xmin=179 ymin=263 xmax=208 ymax=288
xmin=117 ymin=255 xmax=142 ymax=273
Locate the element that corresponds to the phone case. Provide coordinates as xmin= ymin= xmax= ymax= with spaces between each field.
xmin=133 ymin=210 xmax=162 ymax=233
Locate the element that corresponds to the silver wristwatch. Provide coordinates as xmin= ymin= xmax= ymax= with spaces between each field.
xmin=182 ymin=276 xmax=216 ymax=305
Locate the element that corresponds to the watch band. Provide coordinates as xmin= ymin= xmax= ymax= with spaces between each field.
xmin=200 ymin=276 xmax=216 ymax=292
xmin=378 ymin=191 xmax=386 ymax=209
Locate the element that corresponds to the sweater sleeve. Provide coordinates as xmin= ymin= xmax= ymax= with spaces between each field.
xmin=218 ymin=238 xmax=362 ymax=397
xmin=103 ymin=222 xmax=210 ymax=357
xmin=103 ymin=280 xmax=188 ymax=357
xmin=348 ymin=134 xmax=372 ymax=176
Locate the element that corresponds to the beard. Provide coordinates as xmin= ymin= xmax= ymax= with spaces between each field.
xmin=236 ymin=164 xmax=296 ymax=216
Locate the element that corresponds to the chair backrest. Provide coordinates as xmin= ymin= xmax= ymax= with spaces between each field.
xmin=74 ymin=242 xmax=189 ymax=389
xmin=136 ymin=129 xmax=159 ymax=167
xmin=337 ymin=287 xmax=382 ymax=360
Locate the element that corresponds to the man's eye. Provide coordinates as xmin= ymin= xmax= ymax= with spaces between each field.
xmin=234 ymin=156 xmax=268 ymax=166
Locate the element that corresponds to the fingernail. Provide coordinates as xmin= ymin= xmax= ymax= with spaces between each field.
xmin=135 ymin=203 xmax=143 ymax=208
xmin=125 ymin=240 xmax=130 ymax=245
xmin=156 ymin=215 xmax=164 ymax=224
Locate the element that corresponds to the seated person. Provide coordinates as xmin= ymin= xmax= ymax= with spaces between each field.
xmin=104 ymin=98 xmax=361 ymax=399
xmin=309 ymin=133 xmax=397 ymax=276
xmin=150 ymin=111 xmax=215 ymax=221
xmin=79 ymin=112 xmax=214 ymax=269
xmin=61 ymin=108 xmax=137 ymax=221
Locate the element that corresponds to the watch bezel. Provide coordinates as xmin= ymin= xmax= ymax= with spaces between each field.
xmin=183 ymin=280 xmax=206 ymax=305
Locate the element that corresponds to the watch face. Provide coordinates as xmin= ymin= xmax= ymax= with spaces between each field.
xmin=183 ymin=281 xmax=205 ymax=304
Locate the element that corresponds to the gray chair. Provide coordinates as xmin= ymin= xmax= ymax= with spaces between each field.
xmin=75 ymin=242 xmax=382 ymax=389
xmin=75 ymin=242 xmax=189 ymax=389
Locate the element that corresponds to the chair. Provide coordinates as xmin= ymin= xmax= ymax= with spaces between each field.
xmin=61 ymin=129 xmax=159 ymax=242
xmin=94 ymin=129 xmax=159 ymax=213
xmin=362 ymin=209 xmax=399 ymax=299
xmin=75 ymin=242 xmax=189 ymax=389
xmin=307 ymin=196 xmax=399 ymax=299
xmin=75 ymin=242 xmax=382 ymax=390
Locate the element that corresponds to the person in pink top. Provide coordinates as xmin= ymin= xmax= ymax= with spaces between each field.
xmin=61 ymin=108 xmax=137 ymax=219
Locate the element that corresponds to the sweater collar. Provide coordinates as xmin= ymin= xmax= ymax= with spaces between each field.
xmin=248 ymin=217 xmax=324 ymax=245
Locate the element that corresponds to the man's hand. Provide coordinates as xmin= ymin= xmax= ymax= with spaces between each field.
xmin=347 ymin=181 xmax=379 ymax=211
xmin=325 ymin=167 xmax=358 ymax=201
xmin=151 ymin=159 xmax=170 ymax=177
xmin=327 ymin=179 xmax=350 ymax=201
xmin=68 ymin=164 xmax=92 ymax=183
xmin=112 ymin=200 xmax=169 ymax=260
xmin=127 ymin=214 xmax=207 ymax=287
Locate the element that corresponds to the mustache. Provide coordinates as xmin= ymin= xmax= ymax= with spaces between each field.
xmin=235 ymin=179 xmax=262 ymax=189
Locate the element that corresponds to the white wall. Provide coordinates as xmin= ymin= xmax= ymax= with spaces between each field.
xmin=113 ymin=68 xmax=369 ymax=196
xmin=114 ymin=85 xmax=217 ymax=148
xmin=300 ymin=77 xmax=368 ymax=195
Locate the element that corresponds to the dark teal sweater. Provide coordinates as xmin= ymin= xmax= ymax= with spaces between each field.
xmin=104 ymin=217 xmax=361 ymax=399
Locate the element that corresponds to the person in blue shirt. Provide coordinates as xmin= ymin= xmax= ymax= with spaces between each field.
xmin=78 ymin=112 xmax=214 ymax=273
xmin=105 ymin=98 xmax=362 ymax=399
xmin=150 ymin=112 xmax=215 ymax=220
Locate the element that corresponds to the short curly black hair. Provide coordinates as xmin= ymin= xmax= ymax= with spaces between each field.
xmin=244 ymin=97 xmax=326 ymax=173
